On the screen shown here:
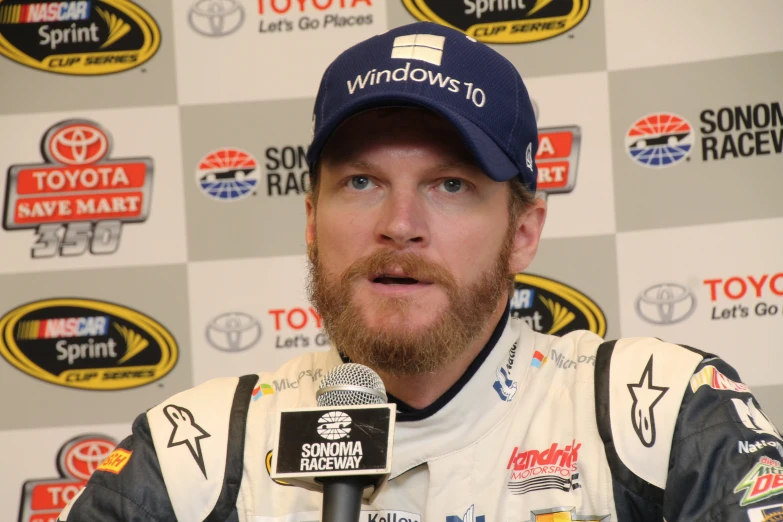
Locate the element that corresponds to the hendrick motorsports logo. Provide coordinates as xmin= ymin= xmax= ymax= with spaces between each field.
xmin=511 ymin=274 xmax=606 ymax=337
xmin=3 ymin=119 xmax=153 ymax=258
xmin=205 ymin=312 xmax=262 ymax=352
xmin=0 ymin=0 xmax=160 ymax=75
xmin=506 ymin=440 xmax=581 ymax=496
xmin=18 ymin=434 xmax=118 ymax=522
xmin=0 ymin=298 xmax=178 ymax=390
xmin=403 ymin=0 xmax=590 ymax=44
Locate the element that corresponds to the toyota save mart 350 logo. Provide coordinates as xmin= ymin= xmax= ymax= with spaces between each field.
xmin=3 ymin=119 xmax=153 ymax=258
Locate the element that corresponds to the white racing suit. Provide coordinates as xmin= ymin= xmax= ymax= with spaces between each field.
xmin=59 ymin=312 xmax=783 ymax=522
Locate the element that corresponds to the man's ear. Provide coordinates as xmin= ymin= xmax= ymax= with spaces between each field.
xmin=305 ymin=194 xmax=316 ymax=247
xmin=508 ymin=197 xmax=547 ymax=274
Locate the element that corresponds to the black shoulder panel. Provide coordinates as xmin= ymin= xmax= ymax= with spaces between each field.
xmin=204 ymin=374 xmax=259 ymax=522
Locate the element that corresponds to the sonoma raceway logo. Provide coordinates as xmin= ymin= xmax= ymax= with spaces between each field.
xmin=3 ymin=120 xmax=153 ymax=258
xmin=297 ymin=411 xmax=363 ymax=472
xmin=627 ymin=102 xmax=782 ymax=168
xmin=300 ymin=440 xmax=364 ymax=472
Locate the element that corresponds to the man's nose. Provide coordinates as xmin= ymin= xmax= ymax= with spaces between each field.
xmin=373 ymin=188 xmax=429 ymax=248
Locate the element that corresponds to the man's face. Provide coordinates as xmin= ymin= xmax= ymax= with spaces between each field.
xmin=306 ymin=108 xmax=522 ymax=375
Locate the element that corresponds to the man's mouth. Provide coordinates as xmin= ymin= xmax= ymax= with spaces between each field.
xmin=372 ymin=275 xmax=421 ymax=285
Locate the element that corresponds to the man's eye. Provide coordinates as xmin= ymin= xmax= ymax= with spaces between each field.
xmin=350 ymin=176 xmax=374 ymax=190
xmin=440 ymin=179 xmax=464 ymax=193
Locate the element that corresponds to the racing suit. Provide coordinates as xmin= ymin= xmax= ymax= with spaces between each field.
xmin=59 ymin=310 xmax=783 ymax=522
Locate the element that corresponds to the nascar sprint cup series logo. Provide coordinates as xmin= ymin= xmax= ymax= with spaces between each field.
xmin=0 ymin=298 xmax=177 ymax=390
xmin=0 ymin=0 xmax=160 ymax=75
xmin=3 ymin=119 xmax=153 ymax=258
xmin=402 ymin=0 xmax=590 ymax=44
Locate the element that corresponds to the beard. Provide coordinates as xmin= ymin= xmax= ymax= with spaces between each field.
xmin=307 ymin=228 xmax=514 ymax=376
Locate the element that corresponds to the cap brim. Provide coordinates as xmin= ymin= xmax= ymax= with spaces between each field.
xmin=309 ymin=92 xmax=520 ymax=183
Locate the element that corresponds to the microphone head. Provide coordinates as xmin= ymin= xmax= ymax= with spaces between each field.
xmin=316 ymin=363 xmax=387 ymax=407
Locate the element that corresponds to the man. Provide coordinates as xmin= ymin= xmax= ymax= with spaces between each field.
xmin=60 ymin=22 xmax=783 ymax=522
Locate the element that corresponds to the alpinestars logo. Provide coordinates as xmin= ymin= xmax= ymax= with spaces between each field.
xmin=627 ymin=355 xmax=669 ymax=447
xmin=164 ymin=405 xmax=211 ymax=479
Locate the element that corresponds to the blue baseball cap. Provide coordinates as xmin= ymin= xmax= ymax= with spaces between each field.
xmin=306 ymin=22 xmax=538 ymax=190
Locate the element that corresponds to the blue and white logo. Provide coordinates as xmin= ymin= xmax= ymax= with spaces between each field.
xmin=493 ymin=366 xmax=517 ymax=402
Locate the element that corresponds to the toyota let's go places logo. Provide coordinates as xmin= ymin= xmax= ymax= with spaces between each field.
xmin=636 ymin=283 xmax=697 ymax=325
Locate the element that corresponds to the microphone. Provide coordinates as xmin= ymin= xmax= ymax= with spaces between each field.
xmin=270 ymin=363 xmax=396 ymax=522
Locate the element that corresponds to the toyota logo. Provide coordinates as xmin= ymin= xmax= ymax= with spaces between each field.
xmin=188 ymin=0 xmax=245 ymax=37
xmin=58 ymin=435 xmax=117 ymax=480
xmin=45 ymin=121 xmax=110 ymax=166
xmin=636 ymin=283 xmax=697 ymax=325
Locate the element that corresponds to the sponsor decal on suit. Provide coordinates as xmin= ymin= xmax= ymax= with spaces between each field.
xmin=507 ymin=440 xmax=581 ymax=495
xmin=735 ymin=456 xmax=783 ymax=506
xmin=627 ymin=355 xmax=668 ymax=448
xmin=446 ymin=504 xmax=484 ymax=522
xmin=527 ymin=507 xmax=609 ymax=522
xmin=746 ymin=503 xmax=783 ymax=522
xmin=164 ymin=404 xmax=211 ymax=479
xmin=690 ymin=365 xmax=749 ymax=393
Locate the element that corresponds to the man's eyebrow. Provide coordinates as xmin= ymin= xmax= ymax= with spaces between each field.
xmin=325 ymin=159 xmax=479 ymax=174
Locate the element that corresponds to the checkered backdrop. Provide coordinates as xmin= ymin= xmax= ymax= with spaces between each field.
xmin=0 ymin=0 xmax=782 ymax=518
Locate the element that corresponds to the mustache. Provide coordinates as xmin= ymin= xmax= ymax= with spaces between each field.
xmin=340 ymin=249 xmax=457 ymax=288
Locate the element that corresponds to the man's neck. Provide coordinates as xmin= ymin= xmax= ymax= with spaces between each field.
xmin=375 ymin=298 xmax=509 ymax=410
